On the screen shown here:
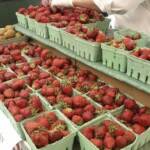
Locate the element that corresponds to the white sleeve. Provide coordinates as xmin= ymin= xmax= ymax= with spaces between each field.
xmin=93 ymin=0 xmax=145 ymax=15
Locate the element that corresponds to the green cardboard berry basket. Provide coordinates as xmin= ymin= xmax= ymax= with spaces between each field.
xmin=114 ymin=28 xmax=149 ymax=47
xmin=112 ymin=103 xmax=150 ymax=150
xmin=0 ymin=93 xmax=50 ymax=139
xmin=26 ymin=16 xmax=36 ymax=32
xmin=126 ymin=51 xmax=150 ymax=85
xmin=16 ymin=12 xmax=28 ymax=29
xmin=47 ymin=24 xmax=62 ymax=45
xmin=78 ymin=113 xmax=137 ymax=150
xmin=35 ymin=21 xmax=48 ymax=39
xmin=101 ymin=43 xmax=129 ymax=73
xmin=21 ymin=110 xmax=77 ymax=150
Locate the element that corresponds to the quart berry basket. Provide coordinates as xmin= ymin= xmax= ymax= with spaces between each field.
xmin=126 ymin=52 xmax=150 ymax=85
xmin=26 ymin=16 xmax=36 ymax=32
xmin=47 ymin=24 xmax=62 ymax=45
xmin=16 ymin=12 xmax=28 ymax=29
xmin=78 ymin=113 xmax=137 ymax=150
xmin=112 ymin=104 xmax=150 ymax=150
xmin=101 ymin=43 xmax=129 ymax=73
xmin=0 ymin=93 xmax=49 ymax=139
xmin=114 ymin=29 xmax=149 ymax=47
xmin=21 ymin=110 xmax=77 ymax=150
xmin=35 ymin=21 xmax=48 ymax=39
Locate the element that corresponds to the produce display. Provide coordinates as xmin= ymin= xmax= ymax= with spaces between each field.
xmin=0 ymin=25 xmax=23 ymax=41
xmin=18 ymin=5 xmax=104 ymax=27
xmin=81 ymin=118 xmax=136 ymax=149
xmin=23 ymin=111 xmax=70 ymax=148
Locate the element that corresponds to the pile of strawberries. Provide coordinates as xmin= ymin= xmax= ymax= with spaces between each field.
xmin=10 ymin=62 xmax=39 ymax=77
xmin=65 ymin=24 xmax=108 ymax=43
xmin=132 ymin=48 xmax=150 ymax=61
xmin=82 ymin=119 xmax=136 ymax=149
xmin=0 ymin=69 xmax=16 ymax=82
xmin=88 ymin=85 xmax=126 ymax=110
xmin=116 ymin=98 xmax=150 ymax=134
xmin=0 ymin=42 xmax=27 ymax=66
xmin=59 ymin=95 xmax=104 ymax=126
xmin=18 ymin=5 xmax=104 ymax=27
xmin=5 ymin=95 xmax=44 ymax=122
xmin=26 ymin=68 xmax=55 ymax=90
xmin=40 ymin=79 xmax=73 ymax=106
xmin=24 ymin=112 xmax=70 ymax=148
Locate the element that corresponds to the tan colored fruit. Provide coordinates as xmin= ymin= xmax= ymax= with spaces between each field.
xmin=0 ymin=28 xmax=5 ymax=36
xmin=5 ymin=25 xmax=14 ymax=30
xmin=0 ymin=36 xmax=5 ymax=41
xmin=4 ymin=29 xmax=16 ymax=39
xmin=15 ymin=32 xmax=22 ymax=38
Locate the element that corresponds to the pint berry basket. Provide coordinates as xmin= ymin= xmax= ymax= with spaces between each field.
xmin=126 ymin=51 xmax=150 ymax=85
xmin=101 ymin=43 xmax=129 ymax=73
xmin=26 ymin=17 xmax=36 ymax=32
xmin=21 ymin=110 xmax=77 ymax=150
xmin=78 ymin=113 xmax=137 ymax=150
xmin=16 ymin=12 xmax=28 ymax=29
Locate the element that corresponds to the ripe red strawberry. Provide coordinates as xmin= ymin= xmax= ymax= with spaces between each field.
xmin=52 ymin=80 xmax=61 ymax=87
xmin=90 ymin=138 xmax=103 ymax=149
xmin=46 ymin=112 xmax=57 ymax=122
xmin=39 ymin=72 xmax=50 ymax=79
xmin=123 ymin=37 xmax=136 ymax=51
xmin=49 ymin=130 xmax=64 ymax=143
xmin=3 ymin=88 xmax=15 ymax=98
xmin=114 ymin=127 xmax=125 ymax=136
xmin=124 ymin=131 xmax=135 ymax=144
xmin=116 ymin=136 xmax=128 ymax=148
xmin=82 ymin=111 xmax=94 ymax=122
xmin=74 ymin=108 xmax=83 ymax=116
xmin=102 ymin=95 xmax=114 ymax=105
xmin=8 ymin=105 xmax=20 ymax=116
xmin=31 ymin=131 xmax=49 ymax=148
xmin=95 ymin=125 xmax=107 ymax=138
xmin=20 ymin=107 xmax=32 ymax=118
xmin=62 ymin=108 xmax=74 ymax=119
xmin=15 ymin=98 xmax=28 ymax=108
xmin=45 ymin=87 xmax=55 ymax=96
xmin=40 ymin=49 xmax=50 ymax=60
xmin=20 ymin=89 xmax=30 ymax=98
xmin=24 ymin=121 xmax=40 ymax=134
xmin=72 ymin=115 xmax=83 ymax=125
xmin=104 ymin=134 xmax=115 ymax=149
xmin=14 ymin=114 xmax=24 ymax=122
xmin=124 ymin=99 xmax=136 ymax=109
xmin=82 ymin=127 xmax=94 ymax=139
xmin=96 ymin=31 xmax=106 ymax=43
xmin=84 ymin=104 xmax=95 ymax=113
xmin=132 ymin=124 xmax=145 ymax=134
xmin=30 ymin=96 xmax=43 ymax=110
xmin=47 ymin=96 xmax=56 ymax=105
xmin=72 ymin=96 xmax=87 ymax=108
xmin=102 ymin=120 xmax=113 ymax=129
xmin=61 ymin=84 xmax=73 ymax=96
xmin=36 ymin=117 xmax=49 ymax=128
xmin=121 ymin=109 xmax=134 ymax=123
xmin=138 ymin=114 xmax=150 ymax=127
xmin=0 ymin=83 xmax=8 ymax=92
xmin=60 ymin=97 xmax=73 ymax=107
xmin=52 ymin=58 xmax=65 ymax=68
xmin=12 ymin=79 xmax=25 ymax=90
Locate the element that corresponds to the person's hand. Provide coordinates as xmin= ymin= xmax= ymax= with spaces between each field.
xmin=41 ymin=0 xmax=50 ymax=7
xmin=51 ymin=0 xmax=73 ymax=8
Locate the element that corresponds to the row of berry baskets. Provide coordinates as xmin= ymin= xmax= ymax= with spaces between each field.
xmin=0 ymin=41 xmax=150 ymax=150
xmin=16 ymin=12 xmax=150 ymax=86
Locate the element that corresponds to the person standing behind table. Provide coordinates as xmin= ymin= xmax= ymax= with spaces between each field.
xmin=41 ymin=0 xmax=150 ymax=35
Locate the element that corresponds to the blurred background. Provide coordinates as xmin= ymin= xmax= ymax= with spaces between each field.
xmin=0 ymin=0 xmax=40 ymax=27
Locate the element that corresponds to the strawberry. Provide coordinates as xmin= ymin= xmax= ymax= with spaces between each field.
xmin=132 ymin=124 xmax=145 ymax=134
xmin=82 ymin=111 xmax=94 ymax=122
xmin=36 ymin=116 xmax=49 ymax=128
xmin=14 ymin=114 xmax=24 ymax=122
xmin=116 ymin=136 xmax=128 ymax=148
xmin=73 ymin=108 xmax=83 ymax=116
xmin=46 ymin=87 xmax=55 ymax=96
xmin=124 ymin=99 xmax=136 ymax=109
xmin=49 ymin=130 xmax=64 ymax=143
xmin=62 ymin=108 xmax=74 ymax=119
xmin=46 ymin=112 xmax=57 ymax=122
xmin=121 ymin=109 xmax=134 ymax=123
xmin=72 ymin=115 xmax=83 ymax=125
xmin=31 ymin=131 xmax=49 ymax=148
xmin=60 ymin=97 xmax=73 ymax=107
xmin=52 ymin=58 xmax=65 ymax=68
xmin=40 ymin=49 xmax=50 ymax=60
xmin=47 ymin=96 xmax=56 ymax=105
xmin=30 ymin=96 xmax=43 ymax=111
xmin=61 ymin=82 xmax=73 ymax=96
xmin=8 ymin=105 xmax=20 ymax=116
xmin=24 ymin=121 xmax=40 ymax=134
xmin=90 ymin=138 xmax=103 ymax=149
xmin=114 ymin=127 xmax=125 ymax=137
xmin=138 ymin=114 xmax=150 ymax=127
xmin=96 ymin=31 xmax=106 ymax=43
xmin=72 ymin=96 xmax=87 ymax=108
xmin=84 ymin=104 xmax=95 ymax=113
xmin=103 ymin=120 xmax=113 ymax=129
xmin=82 ymin=127 xmax=94 ymax=139
xmin=95 ymin=125 xmax=107 ymax=138
xmin=3 ymin=88 xmax=15 ymax=98
xmin=39 ymin=72 xmax=50 ymax=79
xmin=102 ymin=95 xmax=114 ymax=105
xmin=19 ymin=89 xmax=30 ymax=98
xmin=123 ymin=37 xmax=136 ymax=51
xmin=104 ymin=134 xmax=115 ymax=149
xmin=20 ymin=107 xmax=32 ymax=118
xmin=124 ymin=131 xmax=135 ymax=144
xmin=15 ymin=98 xmax=28 ymax=108
xmin=0 ymin=83 xmax=8 ymax=93
xmin=12 ymin=79 xmax=25 ymax=90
